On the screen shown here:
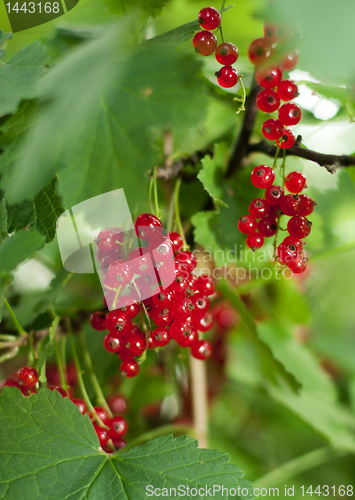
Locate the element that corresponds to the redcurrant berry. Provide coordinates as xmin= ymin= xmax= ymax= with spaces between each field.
xmin=134 ymin=213 xmax=163 ymax=241
xmin=196 ymin=275 xmax=215 ymax=296
xmin=192 ymin=312 xmax=214 ymax=332
xmin=249 ymin=198 xmax=271 ymax=218
xmin=256 ymin=89 xmax=280 ymax=113
xmin=171 ymin=296 xmax=195 ymax=319
xmin=193 ymin=31 xmax=217 ymax=56
xmin=17 ymin=366 xmax=38 ymax=388
xmin=265 ymin=185 xmax=284 ymax=205
xmin=108 ymin=394 xmax=128 ymax=414
xmin=49 ymin=386 xmax=68 ymax=398
xmin=288 ymin=256 xmax=307 ymax=274
xmin=285 ymin=171 xmax=306 ymax=193
xmin=108 ymin=416 xmax=128 ymax=438
xmin=94 ymin=228 xmax=121 ymax=252
xmin=263 ymin=23 xmax=283 ymax=41
xmin=151 ymin=327 xmax=171 ymax=347
xmin=279 ymin=51 xmax=299 ymax=71
xmin=105 ymin=309 xmax=131 ymax=335
xmin=215 ymin=66 xmax=238 ymax=88
xmin=190 ymin=293 xmax=210 ymax=316
xmin=251 ymin=165 xmax=275 ymax=188
xmin=257 ymin=216 xmax=278 ymax=237
xmin=255 ymin=67 xmax=282 ymax=89
xmin=248 ymin=38 xmax=273 ymax=65
xmin=121 ymin=359 xmax=140 ymax=377
xmin=93 ymin=424 xmax=110 ymax=447
xmin=280 ymin=194 xmax=302 ymax=216
xmin=170 ymin=320 xmax=193 ymax=342
xmin=298 ymin=195 xmax=316 ymax=216
xmin=277 ymin=240 xmax=300 ymax=265
xmin=174 ymin=251 xmax=197 ymax=273
xmin=278 ymin=103 xmax=301 ymax=126
xmin=108 ymin=260 xmax=134 ymax=286
xmin=198 ymin=6 xmax=221 ymax=30
xmin=90 ymin=312 xmax=107 ymax=331
xmin=168 ymin=232 xmax=183 ymax=253
xmin=124 ymin=332 xmax=146 ymax=356
xmin=246 ymin=232 xmax=264 ymax=251
xmin=238 ymin=215 xmax=257 ymax=234
xmin=262 ymin=118 xmax=285 ymax=141
xmin=91 ymin=406 xmax=110 ymax=425
xmin=277 ymin=80 xmax=298 ymax=101
xmin=287 ymin=216 xmax=312 ymax=239
xmin=72 ymin=398 xmax=87 ymax=415
xmin=152 ymin=307 xmax=173 ymax=327
xmin=215 ymin=43 xmax=238 ymax=65
xmin=276 ymin=129 xmax=296 ymax=149
xmin=191 ymin=339 xmax=212 ymax=360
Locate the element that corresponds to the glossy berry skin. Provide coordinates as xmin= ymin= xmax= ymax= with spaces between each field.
xmin=152 ymin=287 xmax=174 ymax=307
xmin=265 ymin=185 xmax=284 ymax=205
xmin=191 ymin=293 xmax=210 ymax=317
xmin=108 ymin=394 xmax=128 ymax=414
xmin=278 ymin=103 xmax=301 ymax=126
xmin=17 ymin=366 xmax=38 ymax=388
xmin=256 ymin=89 xmax=280 ymax=113
xmin=177 ymin=328 xmax=198 ymax=348
xmin=170 ymin=320 xmax=193 ymax=342
xmin=255 ymin=67 xmax=282 ymax=89
xmin=248 ymin=37 xmax=273 ymax=65
xmin=72 ymin=398 xmax=87 ymax=415
xmin=249 ymin=198 xmax=270 ymax=218
xmin=148 ymin=235 xmax=173 ymax=262
xmin=238 ymin=215 xmax=257 ymax=234
xmin=257 ymin=217 xmax=278 ymax=237
xmin=105 ymin=309 xmax=131 ymax=335
xmin=152 ymin=307 xmax=173 ymax=327
xmin=215 ymin=66 xmax=238 ymax=88
xmin=282 ymin=235 xmax=303 ymax=253
xmin=299 ymin=195 xmax=316 ymax=216
xmin=91 ymin=406 xmax=110 ymax=425
xmin=193 ymin=31 xmax=217 ymax=56
xmin=280 ymin=194 xmax=302 ymax=216
xmin=287 ymin=216 xmax=312 ymax=239
xmin=93 ymin=424 xmax=110 ymax=447
xmin=191 ymin=340 xmax=212 ymax=360
xmin=285 ymin=171 xmax=306 ymax=193
xmin=90 ymin=312 xmax=107 ymax=331
xmin=108 ymin=260 xmax=134 ymax=285
xmin=95 ymin=228 xmax=120 ymax=252
xmin=198 ymin=6 xmax=221 ymax=30
xmin=288 ymin=256 xmax=307 ymax=274
xmin=280 ymin=51 xmax=299 ymax=71
xmin=121 ymin=359 xmax=140 ymax=377
xmin=108 ymin=416 xmax=128 ymax=438
xmin=196 ymin=275 xmax=215 ymax=296
xmin=174 ymin=251 xmax=197 ymax=273
xmin=171 ymin=296 xmax=195 ymax=319
xmin=251 ymin=165 xmax=275 ymax=188
xmin=49 ymin=386 xmax=68 ymax=398
xmin=120 ymin=302 xmax=140 ymax=319
xmin=277 ymin=238 xmax=301 ymax=265
xmin=124 ymin=332 xmax=146 ymax=356
xmin=246 ymin=232 xmax=264 ymax=251
xmin=215 ymin=43 xmax=239 ymax=65
xmin=192 ymin=312 xmax=214 ymax=332
xmin=168 ymin=232 xmax=183 ymax=253
xmin=185 ymin=273 xmax=198 ymax=297
xmin=277 ymin=80 xmax=298 ymax=101
xmin=262 ymin=119 xmax=285 ymax=141
xmin=276 ymin=129 xmax=295 ymax=149
xmin=151 ymin=327 xmax=171 ymax=347
xmin=134 ymin=213 xmax=163 ymax=241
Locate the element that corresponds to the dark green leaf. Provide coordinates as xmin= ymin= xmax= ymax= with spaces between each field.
xmin=145 ymin=20 xmax=200 ymax=46
xmin=0 ymin=198 xmax=7 ymax=245
xmin=0 ymin=387 xmax=255 ymax=499
xmin=0 ymin=229 xmax=45 ymax=275
xmin=2 ymin=19 xmax=208 ymax=210
xmin=7 ymin=179 xmax=63 ymax=243
xmin=0 ymin=41 xmax=48 ymax=116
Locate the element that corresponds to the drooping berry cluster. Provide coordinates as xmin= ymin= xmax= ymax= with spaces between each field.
xmin=91 ymin=213 xmax=215 ymax=377
xmin=249 ymin=23 xmax=301 ymax=149
xmin=238 ymin=167 xmax=316 ymax=274
xmin=192 ymin=6 xmax=239 ymax=89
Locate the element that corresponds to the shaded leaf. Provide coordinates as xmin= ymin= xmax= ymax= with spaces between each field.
xmin=0 ymin=229 xmax=45 ymax=275
xmin=198 ymin=143 xmax=229 ymax=207
xmin=37 ymin=316 xmax=60 ymax=383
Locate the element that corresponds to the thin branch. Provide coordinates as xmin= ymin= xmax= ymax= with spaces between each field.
xmin=248 ymin=138 xmax=355 ymax=171
xmin=154 ymin=149 xmax=212 ymax=181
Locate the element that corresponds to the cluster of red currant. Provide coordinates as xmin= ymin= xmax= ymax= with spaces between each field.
xmin=1 ymin=363 xmax=129 ymax=451
xmin=249 ymin=23 xmax=300 ymax=148
xmin=91 ymin=213 xmax=215 ymax=377
xmin=192 ymin=6 xmax=239 ymax=88
xmin=238 ymin=166 xmax=316 ymax=273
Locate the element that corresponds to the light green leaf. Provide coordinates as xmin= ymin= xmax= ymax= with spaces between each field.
xmin=0 ymin=229 xmax=45 ymax=275
xmin=0 ymin=41 xmax=48 ymax=117
xmin=145 ymin=20 xmax=200 ymax=46
xmin=198 ymin=143 xmax=229 ymax=207
xmin=7 ymin=179 xmax=63 ymax=243
xmin=0 ymin=274 xmax=13 ymax=322
xmin=0 ymin=30 xmax=13 ymax=49
xmin=0 ymin=387 xmax=255 ymax=499
xmin=0 ymin=199 xmax=7 ymax=245
xmin=2 ymin=18 xmax=207 ymax=211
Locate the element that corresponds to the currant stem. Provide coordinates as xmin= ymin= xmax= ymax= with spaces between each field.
xmin=0 ymin=346 xmax=19 ymax=364
xmin=190 ymin=352 xmax=208 ymax=448
xmin=79 ymin=328 xmax=113 ymax=417
xmin=55 ymin=333 xmax=68 ymax=391
xmin=153 ymin=167 xmax=161 ymax=219
xmin=272 ymin=145 xmax=281 ymax=169
xmin=174 ymin=178 xmax=189 ymax=250
xmin=234 ymin=76 xmax=246 ymax=114
xmin=4 ymin=298 xmax=27 ymax=338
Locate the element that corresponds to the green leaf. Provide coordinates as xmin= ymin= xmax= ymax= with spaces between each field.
xmin=145 ymin=20 xmax=200 ymax=46
xmin=0 ymin=387 xmax=255 ymax=499
xmin=104 ymin=0 xmax=169 ymax=17
xmin=198 ymin=143 xmax=229 ymax=207
xmin=0 ymin=30 xmax=13 ymax=55
xmin=0 ymin=229 xmax=45 ymax=275
xmin=3 ymin=19 xmax=208 ymax=211
xmin=218 ymin=279 xmax=301 ymax=392
xmin=37 ymin=316 xmax=59 ymax=384
xmin=7 ymin=179 xmax=63 ymax=243
xmin=0 ymin=198 xmax=7 ymax=245
xmin=0 ymin=41 xmax=48 ymax=117
xmin=0 ymin=274 xmax=13 ymax=322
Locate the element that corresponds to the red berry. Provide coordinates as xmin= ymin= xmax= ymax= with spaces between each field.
xmin=134 ymin=213 xmax=163 ymax=241
xmin=185 ymin=273 xmax=198 ymax=297
xmin=152 ymin=286 xmax=174 ymax=307
xmin=120 ymin=302 xmax=140 ymax=319
xmin=111 ymin=437 xmax=127 ymax=449
xmin=72 ymin=398 xmax=87 ymax=415
xmin=108 ymin=394 xmax=128 ymax=414
xmin=90 ymin=312 xmax=107 ymax=331
xmin=298 ymin=195 xmax=316 ymax=216
xmin=256 ymin=89 xmax=280 ymax=113
xmin=255 ymin=67 xmax=282 ymax=89
xmin=49 ymin=386 xmax=68 ymax=398
xmin=262 ymin=119 xmax=285 ymax=140
xmin=279 ymin=51 xmax=299 ymax=71
xmin=121 ymin=359 xmax=140 ymax=377
xmin=171 ymin=296 xmax=195 ymax=319
xmin=174 ymin=251 xmax=197 ymax=273
xmin=265 ymin=185 xmax=284 ymax=205
xmin=191 ymin=339 xmax=212 ymax=360
xmin=280 ymin=194 xmax=302 ymax=216
xmin=196 ymin=275 xmax=215 ymax=296
xmin=277 ymin=129 xmax=296 ymax=149
xmin=246 ymin=232 xmax=264 ymax=251
xmin=105 ymin=309 xmax=131 ymax=335
xmin=190 ymin=293 xmax=210 ymax=317
xmin=277 ymin=80 xmax=298 ymax=101
xmin=91 ymin=406 xmax=110 ymax=425
xmin=152 ymin=307 xmax=173 ymax=327
xmin=168 ymin=232 xmax=183 ymax=253
xmin=108 ymin=259 xmax=134 ymax=286
xmin=288 ymin=256 xmax=307 ymax=274
xmin=108 ymin=416 xmax=128 ymax=438
xmin=193 ymin=31 xmax=217 ymax=56
xmin=287 ymin=216 xmax=312 ymax=239
xmin=93 ymin=424 xmax=110 ymax=447
xmin=192 ymin=312 xmax=214 ymax=332
xmin=151 ymin=327 xmax=171 ymax=347
xmin=17 ymin=366 xmax=38 ymax=388
xmin=148 ymin=235 xmax=174 ymax=262
xmin=215 ymin=66 xmax=238 ymax=88
xmin=278 ymin=103 xmax=301 ymax=126
xmin=285 ymin=171 xmax=307 ymax=193
xmin=249 ymin=198 xmax=271 ymax=218
xmin=124 ymin=332 xmax=146 ymax=356
xmin=94 ymin=228 xmax=121 ymax=252
xmin=215 ymin=43 xmax=238 ymax=65
xmin=248 ymin=37 xmax=273 ymax=65
xmin=257 ymin=217 xmax=278 ymax=237
xmin=263 ymin=23 xmax=282 ymax=41
xmin=277 ymin=239 xmax=301 ymax=265
xmin=170 ymin=320 xmax=193 ymax=342
xmin=177 ymin=328 xmax=198 ymax=348
xmin=238 ymin=215 xmax=257 ymax=234
xmin=282 ymin=235 xmax=303 ymax=253
xmin=198 ymin=6 xmax=221 ymax=30
xmin=251 ymin=165 xmax=275 ymax=188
